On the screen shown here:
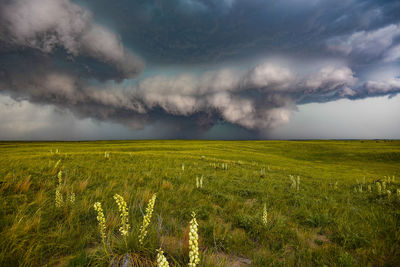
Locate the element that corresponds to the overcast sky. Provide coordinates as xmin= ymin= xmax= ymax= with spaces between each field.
xmin=0 ymin=0 xmax=399 ymax=140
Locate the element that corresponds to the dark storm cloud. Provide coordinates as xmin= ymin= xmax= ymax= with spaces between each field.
xmin=75 ymin=0 xmax=400 ymax=63
xmin=0 ymin=0 xmax=144 ymax=80
xmin=0 ymin=0 xmax=399 ymax=138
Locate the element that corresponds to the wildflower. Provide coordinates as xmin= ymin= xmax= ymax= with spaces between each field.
xmin=334 ymin=182 xmax=338 ymax=190
xmin=182 ymin=164 xmax=185 ymax=171
xmin=114 ymin=194 xmax=130 ymax=237
xmin=69 ymin=192 xmax=75 ymax=204
xmin=139 ymin=193 xmax=157 ymax=245
xmin=55 ymin=187 xmax=63 ymax=208
xmin=368 ymin=185 xmax=372 ymax=193
xmin=196 ymin=176 xmax=203 ymax=189
xmin=57 ymin=170 xmax=63 ymax=186
xmin=382 ymin=181 xmax=386 ymax=191
xmin=188 ymin=211 xmax=200 ymax=267
xmin=222 ymin=163 xmax=228 ymax=170
xmin=397 ymin=189 xmax=400 ymax=198
xmin=289 ymin=175 xmax=295 ymax=188
xmin=262 ymin=203 xmax=268 ymax=226
xmin=387 ymin=190 xmax=391 ymax=199
xmin=376 ymin=182 xmax=382 ymax=196
xmin=289 ymin=175 xmax=296 ymax=190
xmin=156 ymin=248 xmax=169 ymax=267
xmin=94 ymin=202 xmax=108 ymax=254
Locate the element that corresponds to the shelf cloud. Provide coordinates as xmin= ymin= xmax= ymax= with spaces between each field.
xmin=0 ymin=0 xmax=399 ymax=138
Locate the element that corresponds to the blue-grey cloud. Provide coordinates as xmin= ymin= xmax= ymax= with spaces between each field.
xmin=0 ymin=0 xmax=399 ymax=138
xmin=1 ymin=0 xmax=144 ymax=80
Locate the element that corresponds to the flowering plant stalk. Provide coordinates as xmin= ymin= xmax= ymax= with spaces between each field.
xmin=57 ymin=170 xmax=63 ymax=186
xmin=55 ymin=187 xmax=63 ymax=208
xmin=55 ymin=170 xmax=63 ymax=207
xmin=113 ymin=194 xmax=130 ymax=247
xmin=262 ymin=203 xmax=268 ymax=226
xmin=69 ymin=192 xmax=75 ymax=204
xmin=94 ymin=202 xmax=108 ymax=255
xmin=289 ymin=175 xmax=296 ymax=189
xmin=188 ymin=211 xmax=200 ymax=267
xmin=139 ymin=193 xmax=157 ymax=245
xmin=156 ymin=248 xmax=169 ymax=267
xmin=376 ymin=182 xmax=382 ymax=196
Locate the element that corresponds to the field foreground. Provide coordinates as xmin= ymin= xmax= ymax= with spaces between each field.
xmin=1 ymin=140 xmax=400 ymax=266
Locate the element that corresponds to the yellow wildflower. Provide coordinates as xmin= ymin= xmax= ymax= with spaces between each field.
xmin=139 ymin=193 xmax=157 ymax=245
xmin=188 ymin=211 xmax=200 ymax=267
xmin=57 ymin=170 xmax=63 ymax=186
xmin=156 ymin=248 xmax=169 ymax=267
xmin=113 ymin=194 xmax=130 ymax=237
xmin=94 ymin=202 xmax=107 ymax=243
xmin=262 ymin=203 xmax=268 ymax=226
xmin=69 ymin=192 xmax=75 ymax=204
xmin=55 ymin=187 xmax=63 ymax=208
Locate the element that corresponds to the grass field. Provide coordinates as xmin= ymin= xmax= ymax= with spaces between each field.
xmin=1 ymin=140 xmax=400 ymax=266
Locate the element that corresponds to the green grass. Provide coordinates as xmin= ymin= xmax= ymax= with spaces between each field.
xmin=0 ymin=140 xmax=399 ymax=266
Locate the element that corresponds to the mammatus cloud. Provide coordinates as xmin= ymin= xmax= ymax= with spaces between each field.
xmin=0 ymin=0 xmax=144 ymax=79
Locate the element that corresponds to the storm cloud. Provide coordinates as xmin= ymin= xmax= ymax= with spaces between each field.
xmin=0 ymin=0 xmax=399 ymax=138
xmin=0 ymin=0 xmax=144 ymax=79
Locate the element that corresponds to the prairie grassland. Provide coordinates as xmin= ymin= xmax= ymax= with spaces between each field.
xmin=0 ymin=140 xmax=400 ymax=266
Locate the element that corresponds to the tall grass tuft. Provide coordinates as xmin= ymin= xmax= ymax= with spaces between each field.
xmin=54 ymin=159 xmax=61 ymax=170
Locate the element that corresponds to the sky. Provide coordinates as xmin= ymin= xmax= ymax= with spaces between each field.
xmin=0 ymin=0 xmax=399 ymax=140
